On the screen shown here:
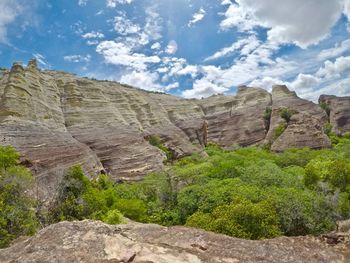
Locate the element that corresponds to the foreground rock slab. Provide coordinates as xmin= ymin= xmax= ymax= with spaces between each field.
xmin=0 ymin=220 xmax=349 ymax=263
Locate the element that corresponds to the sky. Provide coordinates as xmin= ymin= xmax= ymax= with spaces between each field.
xmin=1 ymin=0 xmax=350 ymax=101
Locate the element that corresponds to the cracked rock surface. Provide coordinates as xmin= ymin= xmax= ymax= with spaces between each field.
xmin=0 ymin=220 xmax=349 ymax=263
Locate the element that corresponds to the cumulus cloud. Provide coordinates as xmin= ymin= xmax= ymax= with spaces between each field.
xmin=165 ymin=40 xmax=178 ymax=55
xmin=120 ymin=70 xmax=162 ymax=91
xmin=188 ymin=8 xmax=206 ymax=27
xmin=175 ymin=65 xmax=198 ymax=78
xmin=220 ymin=0 xmax=345 ymax=48
xmin=318 ymin=39 xmax=350 ymax=60
xmin=151 ymin=42 xmax=161 ymax=50
xmin=96 ymin=41 xmax=161 ymax=70
xmin=182 ymin=78 xmax=228 ymax=99
xmin=317 ymin=56 xmax=350 ymax=79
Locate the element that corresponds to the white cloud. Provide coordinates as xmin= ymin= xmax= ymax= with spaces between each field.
xmin=317 ymin=56 xmax=350 ymax=79
xmin=220 ymin=0 xmax=345 ymax=48
xmin=120 ymin=70 xmax=162 ymax=91
xmin=82 ymin=31 xmax=104 ymax=39
xmin=0 ymin=0 xmax=23 ymax=43
xmin=64 ymin=54 xmax=91 ymax=63
xmin=33 ymin=53 xmax=49 ymax=67
xmin=175 ymin=65 xmax=198 ymax=78
xmin=165 ymin=40 xmax=178 ymax=55
xmin=78 ymin=0 xmax=88 ymax=7
xmin=344 ymin=0 xmax=350 ymax=18
xmin=87 ymin=40 xmax=99 ymax=46
xmin=113 ymin=15 xmax=141 ymax=36
xmin=221 ymin=0 xmax=232 ymax=5
xmin=182 ymin=78 xmax=228 ymax=99
xmin=188 ymin=8 xmax=206 ymax=27
xmin=112 ymin=6 xmax=162 ymax=48
xmin=107 ymin=0 xmax=133 ymax=8
xmin=318 ymin=39 xmax=350 ymax=60
xmin=151 ymin=42 xmax=161 ymax=50
xmin=289 ymin=74 xmax=320 ymax=94
xmin=164 ymin=82 xmax=179 ymax=91
xmin=96 ymin=41 xmax=161 ymax=70
xmin=249 ymin=77 xmax=285 ymax=92
xmin=144 ymin=5 xmax=163 ymax=42
xmin=205 ymin=35 xmax=260 ymax=61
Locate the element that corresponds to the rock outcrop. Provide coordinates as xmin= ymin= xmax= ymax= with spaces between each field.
xmin=319 ymin=95 xmax=350 ymax=135
xmin=266 ymin=85 xmax=331 ymax=151
xmin=0 ymin=220 xmax=349 ymax=263
xmin=0 ymin=60 xmax=349 ymax=202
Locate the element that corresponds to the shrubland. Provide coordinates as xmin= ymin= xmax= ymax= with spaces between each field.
xmin=1 ymin=136 xmax=350 ymax=247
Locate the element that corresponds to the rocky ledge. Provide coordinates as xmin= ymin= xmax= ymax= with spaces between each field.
xmin=0 ymin=220 xmax=349 ymax=263
xmin=0 ymin=60 xmax=349 ymax=202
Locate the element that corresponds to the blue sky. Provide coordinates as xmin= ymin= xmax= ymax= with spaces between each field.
xmin=1 ymin=0 xmax=350 ymax=101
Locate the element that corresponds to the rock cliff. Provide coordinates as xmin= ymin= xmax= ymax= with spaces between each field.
xmin=0 ymin=60 xmax=348 ymax=202
xmin=0 ymin=220 xmax=349 ymax=263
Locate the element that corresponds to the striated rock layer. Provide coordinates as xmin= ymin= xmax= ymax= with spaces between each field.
xmin=0 ymin=60 xmax=349 ymax=201
xmin=0 ymin=220 xmax=349 ymax=263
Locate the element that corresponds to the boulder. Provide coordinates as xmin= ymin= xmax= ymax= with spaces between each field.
xmin=0 ymin=220 xmax=348 ymax=263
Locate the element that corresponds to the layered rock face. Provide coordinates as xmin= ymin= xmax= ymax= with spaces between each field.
xmin=0 ymin=220 xmax=349 ymax=263
xmin=319 ymin=95 xmax=350 ymax=135
xmin=0 ymin=60 xmax=348 ymax=201
xmin=266 ymin=85 xmax=331 ymax=151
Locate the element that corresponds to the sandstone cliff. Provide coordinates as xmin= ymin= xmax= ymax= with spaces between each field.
xmin=0 ymin=220 xmax=349 ymax=263
xmin=0 ymin=60 xmax=348 ymax=202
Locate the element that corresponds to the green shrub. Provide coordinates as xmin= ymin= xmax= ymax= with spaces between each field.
xmin=101 ymin=209 xmax=124 ymax=224
xmin=0 ymin=146 xmax=38 ymax=248
xmin=186 ymin=199 xmax=282 ymax=240
xmin=279 ymin=108 xmax=293 ymax=123
xmin=264 ymin=107 xmax=272 ymax=130
xmin=114 ymin=199 xmax=148 ymax=222
xmin=275 ymin=123 xmax=286 ymax=138
xmin=324 ymin=123 xmax=333 ymax=136
xmin=320 ymin=102 xmax=331 ymax=117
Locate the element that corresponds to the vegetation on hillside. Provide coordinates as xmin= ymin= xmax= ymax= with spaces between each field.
xmin=1 ymin=135 xmax=350 ymax=247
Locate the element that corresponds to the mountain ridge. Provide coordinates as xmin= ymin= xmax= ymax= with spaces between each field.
xmin=0 ymin=59 xmax=349 ymax=203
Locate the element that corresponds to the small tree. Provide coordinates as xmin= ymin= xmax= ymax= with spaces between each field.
xmin=280 ymin=108 xmax=293 ymax=123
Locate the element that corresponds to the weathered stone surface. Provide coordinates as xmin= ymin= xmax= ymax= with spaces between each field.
xmin=0 ymin=220 xmax=348 ymax=263
xmin=267 ymin=85 xmax=331 ymax=150
xmin=319 ymin=95 xmax=350 ymax=135
xmin=198 ymin=86 xmax=272 ymax=147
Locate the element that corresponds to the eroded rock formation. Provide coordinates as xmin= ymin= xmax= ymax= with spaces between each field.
xmin=0 ymin=60 xmax=349 ymax=202
xmin=0 ymin=220 xmax=349 ymax=263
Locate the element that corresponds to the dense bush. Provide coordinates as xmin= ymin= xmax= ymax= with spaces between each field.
xmin=107 ymin=143 xmax=350 ymax=239
xmin=3 ymin=139 xmax=350 ymax=245
xmin=0 ymin=146 xmax=38 ymax=248
xmin=186 ymin=198 xmax=282 ymax=239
